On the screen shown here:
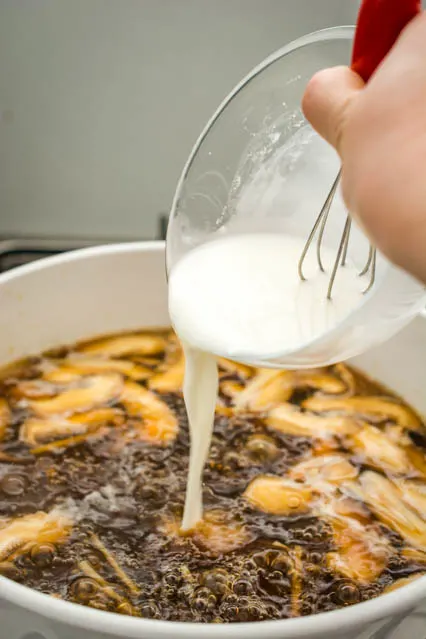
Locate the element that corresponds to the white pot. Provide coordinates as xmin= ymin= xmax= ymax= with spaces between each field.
xmin=0 ymin=242 xmax=425 ymax=639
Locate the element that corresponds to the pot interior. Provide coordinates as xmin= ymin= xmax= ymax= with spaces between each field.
xmin=0 ymin=242 xmax=425 ymax=638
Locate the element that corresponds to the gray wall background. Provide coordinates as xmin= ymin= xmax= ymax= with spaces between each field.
xmin=0 ymin=0 xmax=358 ymax=240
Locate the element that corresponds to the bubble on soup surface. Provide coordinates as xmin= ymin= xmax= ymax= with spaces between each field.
xmin=163 ymin=569 xmax=182 ymax=589
xmin=191 ymin=586 xmax=217 ymax=612
xmin=140 ymin=601 xmax=160 ymax=618
xmin=71 ymin=577 xmax=99 ymax=601
xmin=30 ymin=543 xmax=56 ymax=567
xmin=202 ymin=568 xmax=231 ymax=595
xmin=232 ymin=578 xmax=254 ymax=595
xmin=334 ymin=579 xmax=361 ymax=605
xmin=246 ymin=434 xmax=279 ymax=462
xmin=1 ymin=473 xmax=26 ymax=496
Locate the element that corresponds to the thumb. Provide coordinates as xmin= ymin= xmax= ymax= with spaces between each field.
xmin=302 ymin=66 xmax=365 ymax=155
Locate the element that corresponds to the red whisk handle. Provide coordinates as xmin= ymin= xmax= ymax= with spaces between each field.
xmin=351 ymin=0 xmax=422 ymax=82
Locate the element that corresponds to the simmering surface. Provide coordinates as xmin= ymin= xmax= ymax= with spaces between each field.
xmin=0 ymin=329 xmax=425 ymax=622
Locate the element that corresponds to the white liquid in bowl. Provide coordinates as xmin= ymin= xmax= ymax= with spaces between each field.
xmin=168 ymin=232 xmax=366 ymax=529
xmin=169 ymin=233 xmax=366 ymax=360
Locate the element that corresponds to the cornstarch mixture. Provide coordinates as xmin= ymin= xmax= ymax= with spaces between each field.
xmin=168 ymin=232 xmax=366 ymax=528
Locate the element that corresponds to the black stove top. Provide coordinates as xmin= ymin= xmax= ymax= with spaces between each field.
xmin=0 ymin=215 xmax=168 ymax=273
xmin=0 ymin=238 xmax=96 ymax=272
xmin=0 ymin=235 xmax=162 ymax=273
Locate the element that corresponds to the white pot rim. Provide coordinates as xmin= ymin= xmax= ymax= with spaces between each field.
xmin=0 ymin=240 xmax=164 ymax=284
xmin=0 ymin=239 xmax=425 ymax=637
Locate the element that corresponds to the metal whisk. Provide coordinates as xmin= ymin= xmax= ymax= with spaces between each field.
xmin=297 ymin=0 xmax=421 ymax=301
xmin=297 ymin=170 xmax=376 ymax=301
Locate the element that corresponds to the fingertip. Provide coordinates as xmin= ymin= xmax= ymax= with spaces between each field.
xmin=302 ymin=66 xmax=365 ymax=153
xmin=302 ymin=67 xmax=346 ymax=116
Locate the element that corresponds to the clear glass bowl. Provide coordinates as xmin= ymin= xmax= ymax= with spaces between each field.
xmin=166 ymin=26 xmax=426 ymax=368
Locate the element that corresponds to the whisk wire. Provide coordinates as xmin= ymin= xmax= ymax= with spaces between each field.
xmin=316 ymin=208 xmax=330 ymax=273
xmin=363 ymin=248 xmax=376 ymax=294
xmin=298 ymin=170 xmax=342 ymax=281
xmin=298 ymin=170 xmax=376 ymax=301
xmin=341 ymin=218 xmax=352 ymax=267
xmin=298 ymin=211 xmax=326 ymax=282
xmin=327 ymin=216 xmax=351 ymax=300
xmin=359 ymin=245 xmax=374 ymax=276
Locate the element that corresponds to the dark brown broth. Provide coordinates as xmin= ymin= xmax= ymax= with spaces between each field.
xmin=0 ymin=329 xmax=425 ymax=623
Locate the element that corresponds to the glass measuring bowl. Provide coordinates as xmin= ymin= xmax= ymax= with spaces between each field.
xmin=166 ymin=26 xmax=426 ymax=369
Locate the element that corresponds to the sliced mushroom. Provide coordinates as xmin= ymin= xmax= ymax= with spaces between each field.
xmin=162 ymin=511 xmax=250 ymax=555
xmin=326 ymin=516 xmax=389 ymax=583
xmin=28 ymin=374 xmax=123 ymax=417
xmin=385 ymin=424 xmax=413 ymax=448
xmin=79 ymin=333 xmax=166 ymax=357
xmin=406 ymin=447 xmax=426 ymax=479
xmin=21 ymin=418 xmax=87 ymax=446
xmin=322 ymin=497 xmax=390 ymax=583
xmin=192 ymin=509 xmax=250 ymax=555
xmin=70 ymin=407 xmax=124 ymax=426
xmin=234 ymin=370 xmax=294 ymax=411
xmin=121 ymin=382 xmax=178 ymax=445
xmin=0 ymin=359 xmax=29 ymax=382
xmin=220 ymin=380 xmax=245 ymax=400
xmin=0 ymin=398 xmax=10 ymax=440
xmin=12 ymin=379 xmax=58 ymax=400
xmin=402 ymin=547 xmax=426 ymax=564
xmin=20 ymin=407 xmax=123 ymax=446
xmin=0 ymin=511 xmax=72 ymax=562
xmin=328 ymin=496 xmax=371 ymax=525
xmin=346 ymin=425 xmax=411 ymax=475
xmin=42 ymin=367 xmax=81 ymax=384
xmin=129 ymin=356 xmax=161 ymax=368
xmin=217 ymin=358 xmax=253 ymax=380
xmin=303 ymin=396 xmax=422 ymax=430
xmin=50 ymin=356 xmax=152 ymax=381
xmin=214 ymin=402 xmax=234 ymax=417
xmin=347 ymin=472 xmax=426 ymax=549
xmin=383 ymin=573 xmax=425 ymax=593
xmin=296 ymin=370 xmax=347 ymax=395
xmin=267 ymin=403 xmax=358 ymax=439
xmin=244 ymin=475 xmax=313 ymax=516
xmin=30 ymin=427 xmax=110 ymax=455
xmin=290 ymin=455 xmax=358 ymax=488
xmin=148 ymin=351 xmax=185 ymax=393
xmin=235 ymin=369 xmax=346 ymax=414
xmin=394 ymin=480 xmax=426 ymax=519
xmin=333 ymin=363 xmax=357 ymax=395
xmin=312 ymin=438 xmax=340 ymax=456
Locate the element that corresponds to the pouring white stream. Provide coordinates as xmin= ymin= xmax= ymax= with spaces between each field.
xmin=169 ymin=232 xmax=365 ymax=530
xmin=180 ymin=344 xmax=218 ymax=530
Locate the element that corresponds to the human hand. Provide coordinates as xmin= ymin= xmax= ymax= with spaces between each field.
xmin=302 ymin=12 xmax=426 ymax=284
